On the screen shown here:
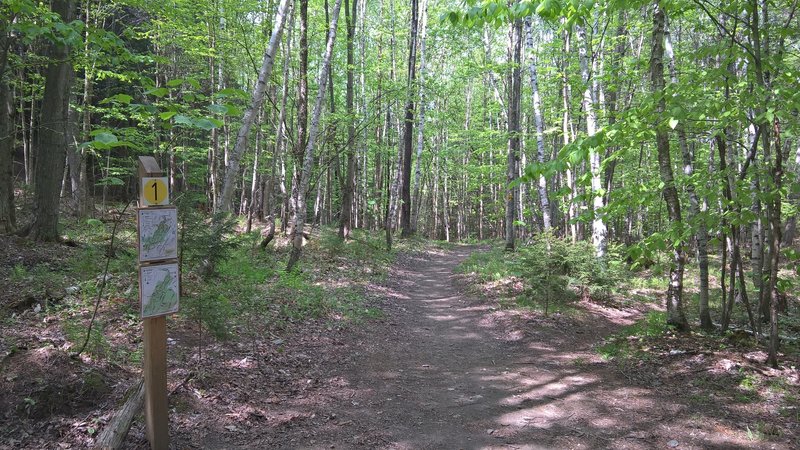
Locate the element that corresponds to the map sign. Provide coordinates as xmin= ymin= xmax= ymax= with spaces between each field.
xmin=140 ymin=263 xmax=180 ymax=318
xmin=137 ymin=207 xmax=178 ymax=262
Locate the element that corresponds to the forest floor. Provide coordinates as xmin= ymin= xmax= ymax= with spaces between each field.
xmin=2 ymin=241 xmax=799 ymax=449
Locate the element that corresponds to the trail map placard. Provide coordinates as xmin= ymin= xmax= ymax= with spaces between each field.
xmin=139 ymin=262 xmax=180 ymax=318
xmin=137 ymin=207 xmax=178 ymax=262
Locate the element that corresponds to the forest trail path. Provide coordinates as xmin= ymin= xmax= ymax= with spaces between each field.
xmin=190 ymin=246 xmax=775 ymax=450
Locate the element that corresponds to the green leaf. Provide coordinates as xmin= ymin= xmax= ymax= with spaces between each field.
xmin=101 ymin=93 xmax=133 ymax=105
xmin=145 ymin=87 xmax=169 ymax=98
xmin=186 ymin=78 xmax=201 ymax=90
xmin=208 ymin=104 xmax=228 ymax=114
xmin=174 ymin=115 xmax=193 ymax=126
xmin=159 ymin=111 xmax=177 ymax=120
xmin=192 ymin=118 xmax=219 ymax=130
xmin=166 ymin=78 xmax=184 ymax=87
xmin=92 ymin=131 xmax=118 ymax=145
xmin=668 ymin=118 xmax=679 ymax=129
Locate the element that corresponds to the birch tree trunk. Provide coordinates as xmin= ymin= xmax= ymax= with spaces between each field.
xmin=290 ymin=0 xmax=309 ymax=234
xmin=665 ymin=21 xmax=712 ymax=330
xmin=287 ymin=0 xmax=342 ymax=270
xmin=386 ymin=126 xmax=403 ymax=250
xmin=524 ymin=16 xmax=551 ymax=232
xmin=410 ymin=0 xmax=428 ymax=234
xmin=271 ymin=5 xmax=294 ymax=226
xmin=650 ymin=2 xmax=688 ymax=331
xmin=385 ymin=0 xmax=401 ymax=250
xmin=219 ymin=0 xmax=292 ymax=213
xmin=576 ymin=22 xmax=606 ymax=257
xmin=561 ymin=27 xmax=577 ymax=243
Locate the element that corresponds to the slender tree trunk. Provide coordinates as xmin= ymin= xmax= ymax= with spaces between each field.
xmin=289 ymin=0 xmax=309 ymax=236
xmin=505 ymin=19 xmax=522 ymax=251
xmin=386 ymin=125 xmax=403 ymax=250
xmin=385 ymin=0 xmax=400 ymax=249
xmin=287 ymin=0 xmax=342 ymax=270
xmin=269 ymin=6 xmax=293 ymax=226
xmin=716 ymin=134 xmax=738 ymax=331
xmin=399 ymin=0 xmax=419 ymax=237
xmin=650 ymin=2 xmax=688 ymax=330
xmin=561 ymin=28 xmax=577 ymax=243
xmin=410 ymin=0 xmax=428 ymax=234
xmin=664 ymin=21 xmax=712 ymax=330
xmin=524 ymin=16 xmax=551 ymax=232
xmin=219 ymin=0 xmax=292 ymax=213
xmin=338 ymin=0 xmax=358 ymax=239
xmin=0 ymin=31 xmax=14 ymax=233
xmin=69 ymin=0 xmax=94 ymax=218
xmin=576 ymin=22 xmax=606 ymax=257
xmin=765 ymin=117 xmax=783 ymax=368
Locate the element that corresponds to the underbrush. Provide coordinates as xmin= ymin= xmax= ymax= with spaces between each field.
xmin=457 ymin=234 xmax=629 ymax=314
xmin=2 ymin=207 xmax=401 ymax=368
xmin=1 ymin=207 xmax=413 ymax=441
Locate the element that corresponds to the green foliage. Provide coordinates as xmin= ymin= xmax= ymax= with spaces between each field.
xmin=273 ymin=269 xmax=329 ymax=321
xmin=517 ymin=234 xmax=626 ymax=305
xmin=182 ymin=282 xmax=236 ymax=340
xmin=317 ymin=229 xmax=394 ymax=279
xmin=176 ymin=194 xmax=240 ymax=277
xmin=457 ymin=247 xmax=516 ymax=282
xmin=64 ymin=317 xmax=110 ymax=358
xmin=458 ymin=237 xmax=628 ymax=314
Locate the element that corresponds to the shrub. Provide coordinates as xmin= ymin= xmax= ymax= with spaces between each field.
xmin=176 ymin=194 xmax=240 ymax=277
xmin=516 ymin=233 xmax=626 ymax=311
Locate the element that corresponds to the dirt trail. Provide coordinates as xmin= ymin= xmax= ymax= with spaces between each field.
xmin=177 ymin=246 xmax=789 ymax=450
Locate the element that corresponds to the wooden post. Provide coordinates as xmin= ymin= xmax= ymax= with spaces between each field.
xmin=138 ymin=156 xmax=170 ymax=450
xmin=143 ymin=316 xmax=168 ymax=449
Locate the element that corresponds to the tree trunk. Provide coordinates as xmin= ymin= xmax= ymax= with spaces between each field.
xmin=286 ymin=0 xmax=342 ymax=270
xmin=0 ymin=31 xmax=14 ymax=234
xmin=94 ymin=379 xmax=145 ymax=450
xmin=505 ymin=19 xmax=522 ymax=251
xmin=766 ymin=118 xmax=783 ymax=368
xmin=561 ymin=27 xmax=577 ymax=243
xmin=399 ymin=0 xmax=419 ymax=237
xmin=273 ymin=4 xmax=294 ymax=227
xmin=650 ymin=2 xmax=688 ymax=331
xmin=576 ymin=22 xmax=606 ymax=257
xmin=410 ymin=0 xmax=428 ymax=234
xmin=72 ymin=0 xmax=95 ymax=219
xmin=338 ymin=0 xmax=357 ymax=239
xmin=664 ymin=21 xmax=712 ymax=330
xmin=219 ymin=0 xmax=292 ymax=213
xmin=27 ymin=0 xmax=76 ymax=241
xmin=524 ymin=16 xmax=551 ymax=232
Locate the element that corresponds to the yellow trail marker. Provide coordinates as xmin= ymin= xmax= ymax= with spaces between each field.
xmin=142 ymin=177 xmax=169 ymax=206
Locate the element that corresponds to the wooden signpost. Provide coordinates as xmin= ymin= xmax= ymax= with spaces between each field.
xmin=136 ymin=156 xmax=178 ymax=450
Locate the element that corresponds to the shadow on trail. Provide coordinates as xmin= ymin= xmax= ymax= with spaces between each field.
xmin=168 ymin=246 xmax=789 ymax=450
xmin=310 ymin=246 xmax=777 ymax=450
